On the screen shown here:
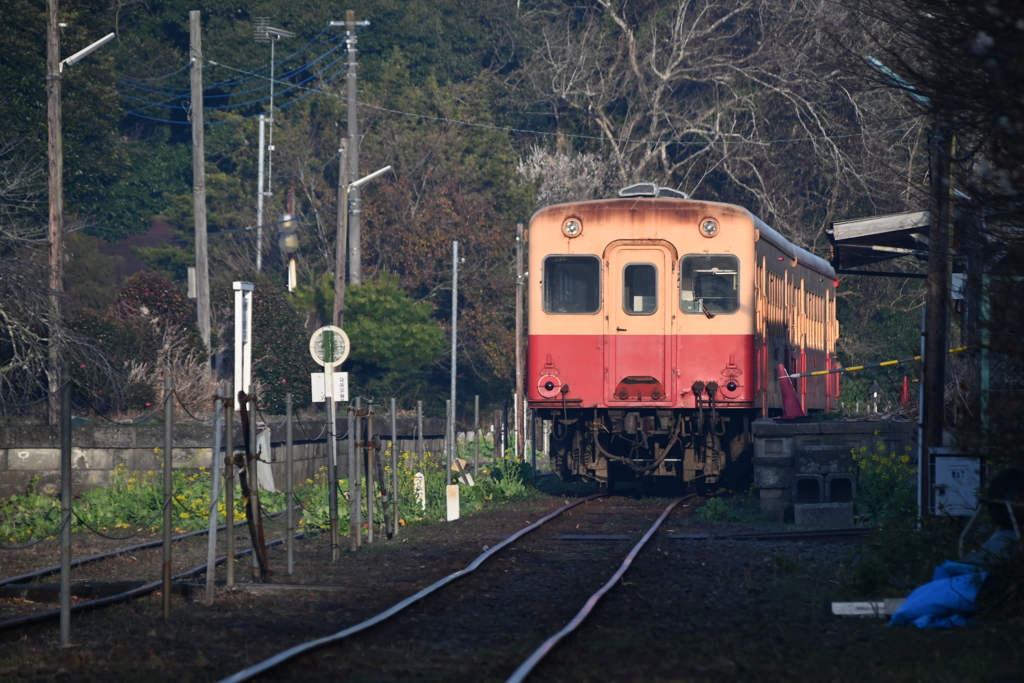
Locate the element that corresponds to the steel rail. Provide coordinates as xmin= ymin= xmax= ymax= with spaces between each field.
xmin=216 ymin=494 xmax=606 ymax=683
xmin=719 ymin=527 xmax=870 ymax=542
xmin=0 ymin=534 xmax=304 ymax=633
xmin=0 ymin=505 xmax=299 ymax=588
xmin=0 ymin=521 xmax=247 ymax=588
xmin=505 ymin=495 xmax=691 ymax=683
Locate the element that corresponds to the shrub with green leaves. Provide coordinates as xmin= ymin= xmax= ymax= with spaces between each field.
xmin=852 ymin=443 xmax=917 ymax=526
xmin=698 ymin=496 xmax=737 ymax=522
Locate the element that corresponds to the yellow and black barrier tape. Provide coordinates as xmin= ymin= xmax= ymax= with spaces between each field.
xmin=785 ymin=347 xmax=967 ymax=379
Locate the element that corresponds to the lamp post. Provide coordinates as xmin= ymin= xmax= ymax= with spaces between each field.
xmin=46 ymin=2 xmax=114 ymax=425
xmin=331 ymin=165 xmax=392 ymax=328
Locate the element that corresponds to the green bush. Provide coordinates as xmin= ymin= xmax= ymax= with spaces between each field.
xmin=698 ymin=497 xmax=737 ymax=522
xmin=213 ymin=275 xmax=315 ymax=415
xmin=852 ymin=443 xmax=917 ymax=526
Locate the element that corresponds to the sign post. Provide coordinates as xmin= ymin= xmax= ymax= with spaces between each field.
xmin=232 ymin=282 xmax=254 ymax=411
xmin=309 ymin=325 xmax=350 ymax=560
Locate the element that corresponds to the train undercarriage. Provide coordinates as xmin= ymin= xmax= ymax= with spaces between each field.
xmin=540 ymin=406 xmax=757 ymax=491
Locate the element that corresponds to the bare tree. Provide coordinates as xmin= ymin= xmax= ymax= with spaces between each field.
xmin=517 ymin=0 xmax=922 ymax=248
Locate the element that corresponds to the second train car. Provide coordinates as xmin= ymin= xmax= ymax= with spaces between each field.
xmin=527 ymin=183 xmax=840 ymax=488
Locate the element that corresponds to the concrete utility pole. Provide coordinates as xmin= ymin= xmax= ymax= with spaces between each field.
xmin=333 ymin=138 xmax=348 ymax=327
xmin=515 ymin=222 xmax=525 ymax=462
xmin=46 ymin=5 xmax=114 ymax=424
xmin=253 ymin=19 xmax=295 ymax=273
xmin=921 ymin=117 xmax=952 ymax=516
xmin=46 ymin=0 xmax=64 ymax=427
xmin=346 ymin=9 xmax=362 ymax=285
xmin=191 ymin=11 xmax=210 ymax=357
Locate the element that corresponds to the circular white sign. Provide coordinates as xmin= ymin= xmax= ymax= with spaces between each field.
xmin=309 ymin=326 xmax=350 ymax=367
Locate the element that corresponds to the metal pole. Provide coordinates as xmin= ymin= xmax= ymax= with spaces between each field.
xmin=58 ymin=361 xmax=71 ymax=646
xmin=46 ymin=0 xmax=64 ymax=428
xmin=190 ymin=10 xmax=210 ymax=356
xmin=248 ymin=390 xmax=260 ymax=581
xmin=346 ymin=10 xmax=362 ymax=285
xmin=515 ymin=222 xmax=524 ymax=462
xmin=473 ymin=395 xmax=479 ymax=478
xmin=328 ymin=383 xmax=339 ymax=561
xmin=286 ymin=392 xmax=294 ymax=575
xmin=446 ymin=400 xmax=452 ymax=488
xmin=416 ymin=400 xmax=424 ymax=470
xmin=262 ymin=37 xmax=275 ymax=274
xmin=450 ymin=240 xmax=458 ymax=482
xmin=531 ymin=408 xmax=536 ymax=480
xmin=204 ymin=388 xmax=224 ymax=605
xmin=162 ymin=375 xmax=173 ymax=619
xmin=224 ymin=384 xmax=234 ymax=586
xmin=354 ymin=396 xmax=362 ymax=547
xmin=367 ymin=402 xmax=374 ymax=543
xmin=257 ymin=115 xmax=265 ymax=272
xmin=348 ymin=403 xmax=357 ymax=551
xmin=391 ymin=398 xmax=398 ymax=537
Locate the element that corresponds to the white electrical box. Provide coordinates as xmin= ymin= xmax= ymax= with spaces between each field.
xmin=930 ymin=451 xmax=983 ymax=516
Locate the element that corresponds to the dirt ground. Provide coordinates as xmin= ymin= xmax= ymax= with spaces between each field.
xmin=0 ymin=492 xmax=1021 ymax=682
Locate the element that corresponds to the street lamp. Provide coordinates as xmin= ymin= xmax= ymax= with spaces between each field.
xmin=46 ymin=1 xmax=116 ymax=427
xmin=332 ymin=165 xmax=392 ymax=328
xmin=45 ymin=2 xmax=115 ymax=649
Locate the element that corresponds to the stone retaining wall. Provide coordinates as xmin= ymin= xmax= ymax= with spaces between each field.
xmin=753 ymin=418 xmax=917 ymax=524
xmin=0 ymin=419 xmax=448 ymax=498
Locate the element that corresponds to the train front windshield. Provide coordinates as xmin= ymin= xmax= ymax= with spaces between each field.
xmin=680 ymin=254 xmax=740 ymax=315
xmin=544 ymin=255 xmax=601 ymax=314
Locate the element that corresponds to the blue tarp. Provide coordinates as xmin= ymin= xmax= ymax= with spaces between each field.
xmin=890 ymin=561 xmax=989 ymax=629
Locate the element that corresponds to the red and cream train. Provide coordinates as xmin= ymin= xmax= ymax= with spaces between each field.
xmin=526 ymin=184 xmax=840 ymax=487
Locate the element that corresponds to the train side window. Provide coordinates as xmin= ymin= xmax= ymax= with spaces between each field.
xmin=623 ymin=263 xmax=657 ymax=315
xmin=543 ymin=255 xmax=601 ymax=314
xmin=680 ymin=254 xmax=739 ymax=315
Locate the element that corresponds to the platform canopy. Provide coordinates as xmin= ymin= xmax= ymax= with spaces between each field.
xmin=827 ymin=210 xmax=930 ymax=274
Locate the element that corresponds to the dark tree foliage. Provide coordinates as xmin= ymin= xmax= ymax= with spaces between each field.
xmin=212 ymin=275 xmax=316 ymax=415
xmin=843 ymin=0 xmax=1024 ymax=460
xmin=113 ymin=271 xmax=206 ymax=362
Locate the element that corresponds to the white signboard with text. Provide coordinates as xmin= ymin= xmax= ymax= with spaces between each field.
xmin=311 ymin=372 xmax=349 ymax=403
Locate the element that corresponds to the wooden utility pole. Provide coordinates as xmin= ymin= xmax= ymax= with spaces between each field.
xmin=346 ymin=9 xmax=362 ymax=285
xmin=333 ymin=139 xmax=348 ymax=327
xmin=515 ymin=222 xmax=525 ymax=462
xmin=921 ymin=116 xmax=952 ymax=517
xmin=191 ymin=10 xmax=210 ymax=358
xmin=46 ymin=0 xmax=63 ymax=427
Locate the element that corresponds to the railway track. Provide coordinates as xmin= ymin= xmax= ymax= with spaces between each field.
xmin=0 ymin=509 xmax=297 ymax=633
xmin=216 ymin=494 xmax=698 ymax=683
xmin=0 ymin=534 xmax=301 ymax=633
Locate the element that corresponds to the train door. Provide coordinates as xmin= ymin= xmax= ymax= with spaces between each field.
xmin=604 ymin=243 xmax=672 ymax=404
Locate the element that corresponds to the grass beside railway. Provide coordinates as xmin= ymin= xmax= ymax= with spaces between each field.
xmin=0 ymin=452 xmax=542 ymax=546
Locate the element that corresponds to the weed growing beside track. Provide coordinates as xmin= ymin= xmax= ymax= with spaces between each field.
xmin=0 ymin=453 xmax=540 ymax=546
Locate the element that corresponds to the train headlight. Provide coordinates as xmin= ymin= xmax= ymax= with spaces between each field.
xmin=699 ymin=218 xmax=719 ymax=238
xmin=538 ymin=375 xmax=562 ymax=398
xmin=562 ymin=217 xmax=583 ymax=238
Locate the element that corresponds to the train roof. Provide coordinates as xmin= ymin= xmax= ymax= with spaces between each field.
xmin=531 ymin=196 xmax=837 ymax=280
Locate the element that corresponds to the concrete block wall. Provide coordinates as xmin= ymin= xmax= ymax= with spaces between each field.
xmin=0 ymin=418 xmax=446 ymax=498
xmin=752 ymin=418 xmax=916 ymax=523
